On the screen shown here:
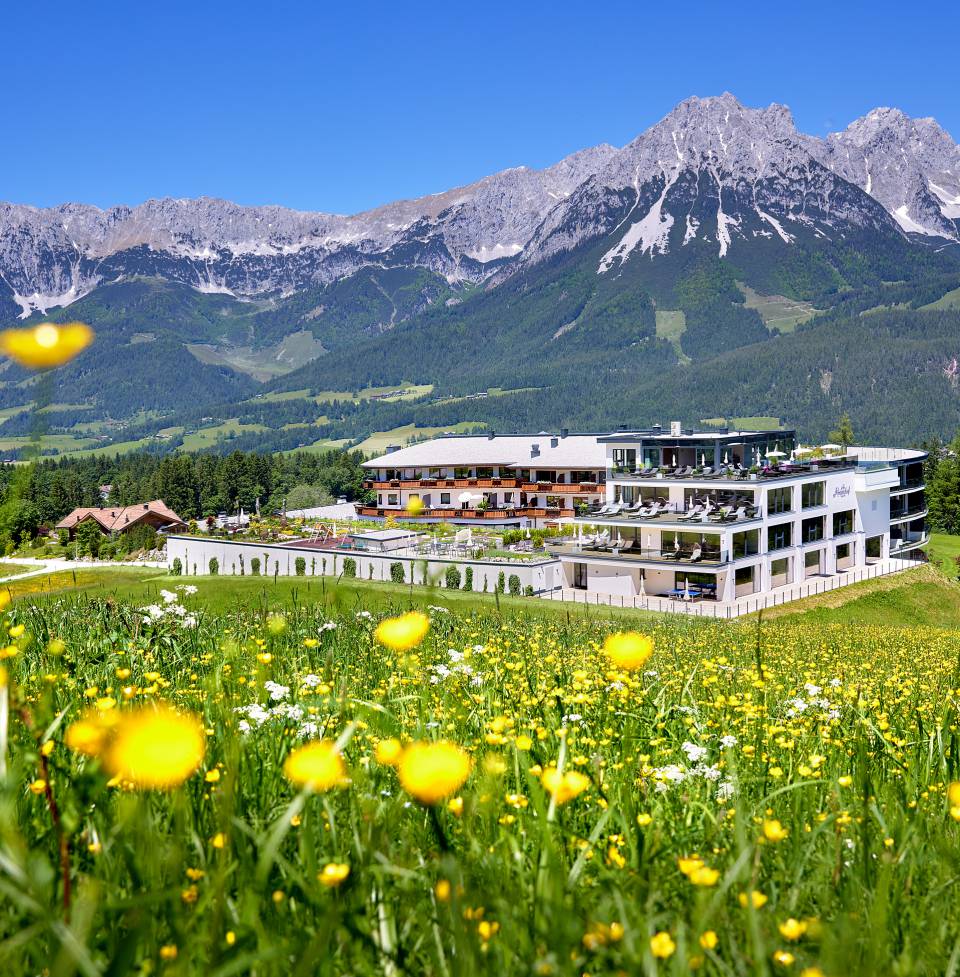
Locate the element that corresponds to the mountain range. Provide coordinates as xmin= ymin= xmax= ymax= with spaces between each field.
xmin=1 ymin=92 xmax=959 ymax=452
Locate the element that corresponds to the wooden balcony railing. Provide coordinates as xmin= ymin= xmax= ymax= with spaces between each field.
xmin=358 ymin=506 xmax=574 ymax=521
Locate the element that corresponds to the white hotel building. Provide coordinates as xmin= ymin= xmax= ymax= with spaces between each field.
xmin=550 ymin=426 xmax=928 ymax=602
xmin=362 ymin=424 xmax=928 ymax=603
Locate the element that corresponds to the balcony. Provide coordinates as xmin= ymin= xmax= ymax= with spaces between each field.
xmin=367 ymin=477 xmax=520 ymax=491
xmin=520 ymin=481 xmax=602 ymax=494
xmin=611 ymin=460 xmax=858 ymax=484
xmin=579 ymin=500 xmax=761 ymax=527
xmin=358 ymin=505 xmax=573 ymax=522
xmin=890 ymin=506 xmax=928 ymax=523
xmin=548 ymin=538 xmax=729 ymax=566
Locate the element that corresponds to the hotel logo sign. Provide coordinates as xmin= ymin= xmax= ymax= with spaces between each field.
xmin=832 ymin=484 xmax=852 ymax=500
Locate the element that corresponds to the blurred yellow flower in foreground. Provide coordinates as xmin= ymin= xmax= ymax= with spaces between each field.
xmin=375 ymin=737 xmax=404 ymax=766
xmin=541 ymin=767 xmax=590 ymax=805
xmin=398 ymin=741 xmax=471 ymax=804
xmin=602 ymin=631 xmax=653 ymax=671
xmin=0 ymin=322 xmax=93 ymax=370
xmin=778 ymin=918 xmax=807 ymax=941
xmin=375 ymin=611 xmax=430 ymax=651
xmin=284 ymin=741 xmax=347 ymax=791
xmin=763 ymin=819 xmax=789 ymax=842
xmin=319 ymin=863 xmax=350 ymax=887
xmin=104 ymin=705 xmax=205 ymax=790
xmin=405 ymin=496 xmax=425 ymax=516
xmin=65 ymin=708 xmax=119 ymax=757
xmin=650 ymin=931 xmax=676 ymax=959
xmin=739 ymin=890 xmax=768 ymax=909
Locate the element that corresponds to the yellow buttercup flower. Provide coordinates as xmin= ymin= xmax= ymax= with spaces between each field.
xmin=64 ymin=708 xmax=118 ymax=756
xmin=700 ymin=930 xmax=718 ymax=950
xmin=283 ymin=741 xmax=347 ymax=791
xmin=104 ymin=705 xmax=205 ymax=790
xmin=540 ymin=767 xmax=590 ymax=804
xmin=773 ymin=950 xmax=795 ymax=966
xmin=650 ymin=931 xmax=676 ymax=959
xmin=0 ymin=321 xmax=93 ymax=370
xmin=763 ymin=819 xmax=789 ymax=842
xmin=602 ymin=631 xmax=653 ymax=671
xmin=739 ymin=890 xmax=768 ymax=909
xmin=948 ymin=781 xmax=960 ymax=806
xmin=778 ymin=918 xmax=807 ymax=941
xmin=405 ymin=497 xmax=425 ymax=516
xmin=678 ymin=854 xmax=705 ymax=876
xmin=688 ymin=864 xmax=720 ymax=886
xmin=374 ymin=612 xmax=430 ymax=651
xmin=375 ymin=737 xmax=404 ymax=766
xmin=398 ymin=741 xmax=471 ymax=805
xmin=319 ymin=863 xmax=350 ymax=887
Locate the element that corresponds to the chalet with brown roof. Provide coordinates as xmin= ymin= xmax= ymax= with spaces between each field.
xmin=55 ymin=500 xmax=187 ymax=539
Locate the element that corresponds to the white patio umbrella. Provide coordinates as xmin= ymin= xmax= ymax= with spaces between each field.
xmin=700 ymin=453 xmax=706 ymax=466
xmin=723 ymin=451 xmax=729 ymax=464
xmin=674 ymin=537 xmax=680 ymax=551
xmin=525 ymin=527 xmax=531 ymax=539
xmin=646 ymin=533 xmax=653 ymax=551
xmin=639 ymin=575 xmax=646 ymax=598
xmin=683 ymin=577 xmax=691 ymax=600
xmin=794 ymin=446 xmax=813 ymax=456
xmin=766 ymin=449 xmax=786 ymax=459
xmin=822 ymin=443 xmax=841 ymax=453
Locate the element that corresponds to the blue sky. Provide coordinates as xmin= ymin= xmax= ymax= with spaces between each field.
xmin=5 ymin=0 xmax=958 ymax=214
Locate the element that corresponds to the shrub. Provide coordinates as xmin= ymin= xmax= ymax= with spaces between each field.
xmin=295 ymin=557 xmax=306 ymax=577
xmin=57 ymin=529 xmax=69 ymax=547
xmin=390 ymin=562 xmax=405 ymax=584
xmin=238 ymin=555 xmax=245 ymax=576
xmin=209 ymin=557 xmax=219 ymax=576
xmin=251 ymin=557 xmax=261 ymax=576
xmin=463 ymin=567 xmax=473 ymax=591
xmin=171 ymin=557 xmax=182 ymax=576
xmin=508 ymin=574 xmax=521 ymax=596
xmin=496 ymin=571 xmax=506 ymax=594
xmin=343 ymin=557 xmax=357 ymax=578
xmin=524 ymin=585 xmax=534 ymax=596
xmin=445 ymin=565 xmax=461 ymax=589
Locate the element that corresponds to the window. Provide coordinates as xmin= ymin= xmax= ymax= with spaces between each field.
xmin=571 ymin=470 xmax=597 ymax=483
xmin=805 ymin=549 xmax=821 ymax=569
xmin=733 ymin=529 xmax=759 ymax=558
xmin=833 ymin=509 xmax=854 ymax=536
xmin=454 ymin=467 xmax=471 ymax=479
xmin=801 ymin=516 xmax=824 ymax=543
xmin=768 ymin=486 xmax=792 ymax=514
xmin=735 ymin=566 xmax=755 ymax=585
xmin=612 ymin=448 xmax=636 ymax=472
xmin=801 ymin=481 xmax=825 ymax=508
xmin=440 ymin=492 xmax=450 ymax=505
xmin=535 ymin=470 xmax=557 ymax=483
xmin=675 ymin=571 xmax=715 ymax=589
xmin=768 ymin=523 xmax=792 ymax=551
xmin=476 ymin=467 xmax=494 ymax=478
xmin=427 ymin=468 xmax=442 ymax=479
xmin=377 ymin=494 xmax=383 ymax=505
xmin=771 ymin=557 xmax=789 ymax=578
xmin=836 ymin=542 xmax=850 ymax=561
xmin=866 ymin=536 xmax=882 ymax=559
xmin=387 ymin=494 xmax=398 ymax=506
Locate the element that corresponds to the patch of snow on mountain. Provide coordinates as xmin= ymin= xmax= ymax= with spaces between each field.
xmin=598 ymin=174 xmax=677 ymax=272
xmin=892 ymin=205 xmax=936 ymax=235
xmin=929 ymin=182 xmax=960 ymax=219
xmin=11 ymin=286 xmax=85 ymax=319
xmin=755 ymin=207 xmax=794 ymax=244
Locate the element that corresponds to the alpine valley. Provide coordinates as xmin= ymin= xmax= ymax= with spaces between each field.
xmin=2 ymin=92 xmax=960 ymax=457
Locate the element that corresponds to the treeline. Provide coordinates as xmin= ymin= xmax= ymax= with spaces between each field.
xmin=925 ymin=436 xmax=960 ymax=535
xmin=0 ymin=448 xmax=369 ymax=542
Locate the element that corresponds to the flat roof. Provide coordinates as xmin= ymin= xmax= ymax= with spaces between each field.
xmin=348 ymin=529 xmax=419 ymax=541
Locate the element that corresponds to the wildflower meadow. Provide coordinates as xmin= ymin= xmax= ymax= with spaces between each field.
xmin=2 ymin=582 xmax=960 ymax=976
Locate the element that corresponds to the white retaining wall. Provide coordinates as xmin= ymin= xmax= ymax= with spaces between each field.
xmin=165 ymin=535 xmax=564 ymax=594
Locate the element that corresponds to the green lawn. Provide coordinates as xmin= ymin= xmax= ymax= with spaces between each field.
xmin=928 ymin=532 xmax=960 ymax=575
xmin=920 ymin=286 xmax=960 ymax=311
xmin=180 ymin=419 xmax=270 ymax=451
xmin=0 ymin=562 xmax=36 ymax=579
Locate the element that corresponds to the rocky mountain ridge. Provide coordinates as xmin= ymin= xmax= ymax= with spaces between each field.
xmin=1 ymin=93 xmax=957 ymax=322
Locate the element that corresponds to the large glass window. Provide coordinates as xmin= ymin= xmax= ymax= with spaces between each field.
xmin=735 ymin=566 xmax=755 ymax=586
xmin=768 ymin=523 xmax=792 ymax=551
xmin=612 ymin=449 xmax=636 ymax=472
xmin=642 ymin=447 xmax=661 ymax=469
xmin=733 ymin=529 xmax=759 ymax=558
xmin=771 ymin=557 xmax=790 ymax=579
xmin=455 ymin=467 xmax=471 ymax=479
xmin=801 ymin=481 xmax=825 ymax=509
xmin=535 ymin=470 xmax=557 ymax=483
xmin=833 ymin=509 xmax=854 ymax=536
xmin=440 ymin=492 xmax=451 ymax=505
xmin=476 ymin=467 xmax=494 ymax=479
xmin=802 ymin=516 xmax=824 ymax=543
xmin=768 ymin=486 xmax=792 ymax=514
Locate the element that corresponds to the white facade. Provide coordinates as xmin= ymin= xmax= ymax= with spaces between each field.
xmin=553 ymin=435 xmax=927 ymax=602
